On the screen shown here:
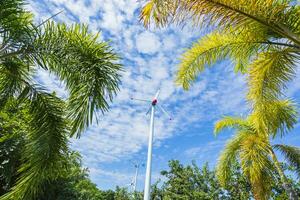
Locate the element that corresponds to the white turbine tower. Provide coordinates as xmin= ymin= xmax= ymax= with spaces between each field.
xmin=129 ymin=161 xmax=144 ymax=193
xmin=131 ymin=90 xmax=172 ymax=200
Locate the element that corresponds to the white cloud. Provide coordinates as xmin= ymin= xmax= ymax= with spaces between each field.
xmin=184 ymin=140 xmax=226 ymax=163
xmin=162 ymin=34 xmax=177 ymax=51
xmin=136 ymin=32 xmax=161 ymax=55
xmin=100 ymin=1 xmax=125 ymax=33
xmin=34 ymin=69 xmax=68 ymax=99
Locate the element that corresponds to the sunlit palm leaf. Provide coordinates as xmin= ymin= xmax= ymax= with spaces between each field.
xmin=216 ymin=131 xmax=246 ymax=186
xmin=239 ymin=133 xmax=273 ymax=199
xmin=248 ymin=48 xmax=297 ymax=104
xmin=214 ymin=116 xmax=252 ymax=136
xmin=176 ymin=27 xmax=272 ymax=89
xmin=141 ymin=0 xmax=300 ymax=45
xmin=274 ymin=144 xmax=300 ymax=178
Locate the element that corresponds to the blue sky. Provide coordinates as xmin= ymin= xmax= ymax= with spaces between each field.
xmin=27 ymin=0 xmax=300 ymax=191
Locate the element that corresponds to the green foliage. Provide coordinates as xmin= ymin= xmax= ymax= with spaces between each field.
xmin=0 ymin=0 xmax=122 ymax=198
xmin=39 ymin=152 xmax=104 ymax=200
xmin=161 ymin=160 xmax=223 ymax=199
xmin=0 ymin=100 xmax=28 ymax=195
xmin=114 ymin=186 xmax=131 ymax=200
xmin=0 ymin=0 xmax=33 ymax=44
xmin=159 ymin=160 xmax=300 ymax=200
xmin=0 ymin=115 xmax=110 ymax=200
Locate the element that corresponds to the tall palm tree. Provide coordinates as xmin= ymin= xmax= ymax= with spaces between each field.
xmin=0 ymin=0 xmax=121 ymax=199
xmin=214 ymin=100 xmax=299 ymax=200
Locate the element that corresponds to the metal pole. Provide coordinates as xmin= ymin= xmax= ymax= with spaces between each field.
xmin=133 ymin=164 xmax=139 ymax=192
xmin=143 ymin=105 xmax=155 ymax=200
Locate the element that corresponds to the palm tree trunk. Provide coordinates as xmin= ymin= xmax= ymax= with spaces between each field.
xmin=270 ymin=149 xmax=298 ymax=200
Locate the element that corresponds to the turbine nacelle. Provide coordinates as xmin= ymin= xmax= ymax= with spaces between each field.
xmin=151 ymin=99 xmax=157 ymax=106
xmin=131 ymin=89 xmax=172 ymax=120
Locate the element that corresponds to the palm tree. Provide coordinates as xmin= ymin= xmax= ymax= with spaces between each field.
xmin=140 ymin=1 xmax=300 ymax=198
xmin=214 ymin=100 xmax=299 ymax=200
xmin=0 ymin=0 xmax=121 ymax=199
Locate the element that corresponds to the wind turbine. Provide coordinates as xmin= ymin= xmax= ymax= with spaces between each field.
xmin=129 ymin=161 xmax=144 ymax=193
xmin=131 ymin=89 xmax=172 ymax=200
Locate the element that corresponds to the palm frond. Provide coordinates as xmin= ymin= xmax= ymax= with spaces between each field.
xmin=176 ymin=27 xmax=271 ymax=89
xmin=250 ymin=169 xmax=274 ymax=200
xmin=0 ymin=1 xmax=122 ymax=198
xmin=216 ymin=131 xmax=247 ymax=186
xmin=239 ymin=133 xmax=273 ymax=200
xmin=247 ymin=47 xmax=297 ymax=104
xmin=0 ymin=0 xmax=34 ymax=58
xmin=140 ymin=0 xmax=300 ymax=45
xmin=0 ymin=0 xmax=33 ymax=37
xmin=274 ymin=144 xmax=300 ymax=178
xmin=0 ymin=58 xmax=31 ymax=108
xmin=214 ymin=116 xmax=251 ymax=136
xmin=285 ymin=4 xmax=300 ymax=35
xmin=140 ymin=0 xmax=182 ymax=28
xmin=250 ymin=100 xmax=298 ymax=137
xmin=247 ymin=46 xmax=298 ymax=138
xmin=31 ymin=22 xmax=122 ymax=138
xmin=1 ymin=85 xmax=68 ymax=200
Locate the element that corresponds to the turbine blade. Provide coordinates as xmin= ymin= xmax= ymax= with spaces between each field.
xmin=146 ymin=105 xmax=152 ymax=115
xmin=158 ymin=104 xmax=172 ymax=120
xmin=130 ymin=97 xmax=151 ymax=102
xmin=154 ymin=89 xmax=160 ymax=99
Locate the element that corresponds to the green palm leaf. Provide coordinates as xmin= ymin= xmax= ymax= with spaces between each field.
xmin=31 ymin=22 xmax=121 ymax=137
xmin=0 ymin=58 xmax=31 ymax=108
xmin=1 ymin=86 xmax=68 ymax=200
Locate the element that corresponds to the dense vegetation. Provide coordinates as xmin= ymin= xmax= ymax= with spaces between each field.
xmin=0 ymin=0 xmax=121 ymax=199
